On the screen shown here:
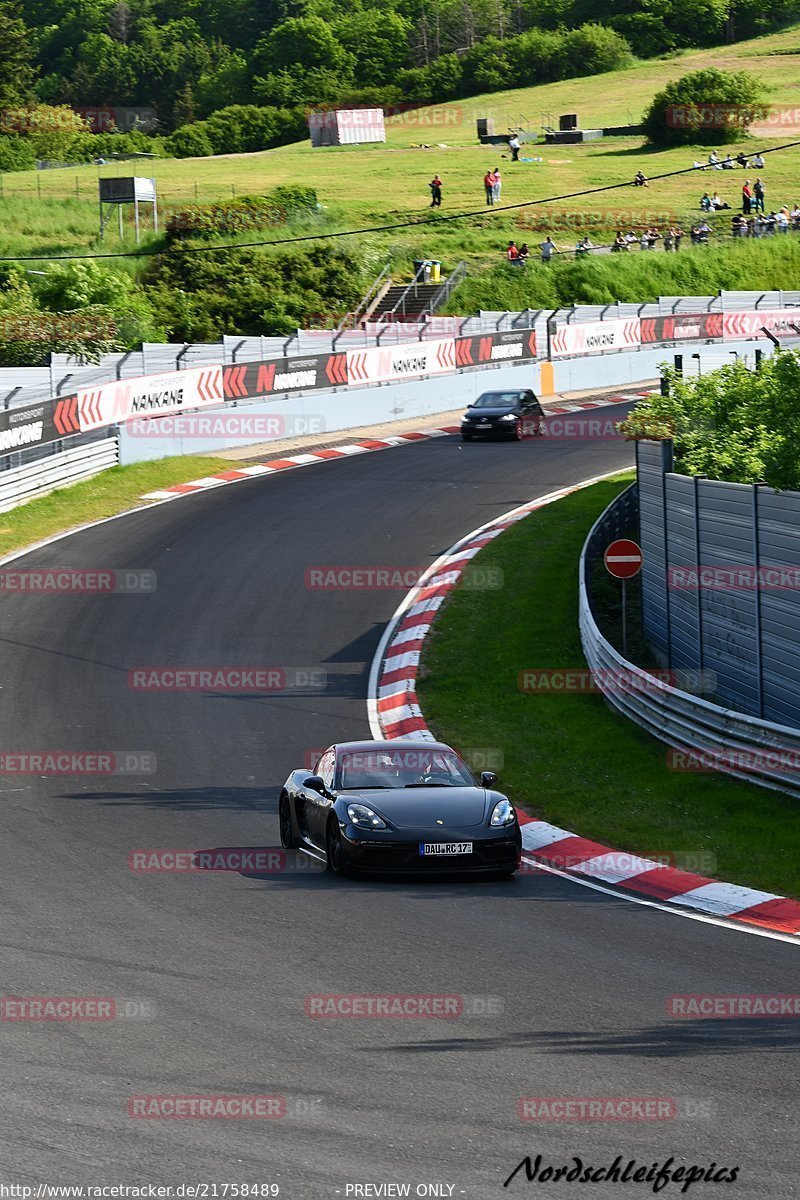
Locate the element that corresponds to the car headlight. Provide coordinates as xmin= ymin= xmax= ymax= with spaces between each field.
xmin=499 ymin=413 xmax=517 ymax=422
xmin=490 ymin=798 xmax=516 ymax=826
xmin=347 ymin=802 xmax=387 ymax=829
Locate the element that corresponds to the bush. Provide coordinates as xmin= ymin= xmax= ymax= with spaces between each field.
xmin=643 ymin=67 xmax=769 ymax=146
xmin=619 ymin=352 xmax=800 ymax=490
xmin=165 ymin=124 xmax=214 ymax=158
xmin=146 ymin=242 xmax=365 ymax=340
xmin=560 ymin=24 xmax=632 ymax=76
xmin=0 ymin=135 xmax=36 ymax=171
xmin=165 ymin=187 xmax=319 ymax=240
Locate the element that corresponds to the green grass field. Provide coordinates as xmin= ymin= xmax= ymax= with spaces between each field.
xmin=4 ymin=26 xmax=800 ymax=273
xmin=0 ymin=455 xmax=232 ymax=558
xmin=417 ymin=476 xmax=800 ymax=899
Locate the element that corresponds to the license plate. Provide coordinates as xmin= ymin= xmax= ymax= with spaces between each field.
xmin=419 ymin=842 xmax=473 ymax=856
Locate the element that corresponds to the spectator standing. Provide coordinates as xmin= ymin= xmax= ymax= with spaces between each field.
xmin=492 ymin=168 xmax=502 ymax=203
xmin=612 ymin=230 xmax=628 ymax=252
xmin=506 ymin=240 xmax=519 ymax=262
xmin=483 ymin=169 xmax=495 ymax=205
xmin=509 ymin=134 xmax=521 ymax=162
xmin=742 ymin=180 xmax=752 ymax=214
xmin=575 ymin=235 xmax=593 ymax=258
xmin=517 ymin=242 xmax=530 ymax=264
xmin=753 ymin=177 xmax=765 ymax=212
xmin=429 ymin=175 xmax=442 ymax=207
xmin=791 ymin=203 xmax=800 ymax=228
xmin=539 ymin=235 xmax=558 ymax=263
xmin=639 ymin=229 xmax=650 ymax=251
xmin=663 ymin=227 xmax=673 ymax=252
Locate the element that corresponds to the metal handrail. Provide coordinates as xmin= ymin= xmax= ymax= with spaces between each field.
xmin=336 ymin=260 xmax=392 ymax=337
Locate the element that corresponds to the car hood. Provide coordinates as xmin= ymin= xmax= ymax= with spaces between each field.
xmin=346 ymin=786 xmax=491 ymax=828
xmin=465 ymin=407 xmax=514 ymax=419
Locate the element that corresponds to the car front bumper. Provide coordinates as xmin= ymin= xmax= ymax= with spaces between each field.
xmin=340 ymin=825 xmax=522 ymax=874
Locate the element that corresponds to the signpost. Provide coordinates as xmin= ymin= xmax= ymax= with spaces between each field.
xmin=604 ymin=538 xmax=643 ymax=657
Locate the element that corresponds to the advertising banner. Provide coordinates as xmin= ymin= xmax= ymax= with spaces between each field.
xmin=77 ymin=366 xmax=223 ymax=433
xmin=722 ymin=309 xmax=800 ymax=341
xmin=223 ymin=353 xmax=348 ymax=401
xmin=551 ymin=318 xmax=641 ymax=358
xmin=0 ymin=399 xmax=59 ymax=454
xmin=455 ymin=328 xmax=537 ymax=366
xmin=640 ymin=313 xmax=723 ymax=344
xmin=347 ymin=338 xmax=456 ymax=386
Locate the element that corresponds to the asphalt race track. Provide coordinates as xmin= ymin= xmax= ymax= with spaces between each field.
xmin=1 ymin=402 xmax=798 ymax=1197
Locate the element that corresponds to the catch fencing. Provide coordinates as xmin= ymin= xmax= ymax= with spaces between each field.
xmin=580 ymin=481 xmax=800 ymax=798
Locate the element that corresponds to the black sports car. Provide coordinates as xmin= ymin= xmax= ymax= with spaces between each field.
xmin=460 ymin=389 xmax=545 ymax=441
xmin=279 ymin=739 xmax=522 ymax=877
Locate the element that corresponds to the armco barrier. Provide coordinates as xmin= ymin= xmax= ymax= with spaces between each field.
xmin=580 ymin=484 xmax=800 ymax=798
xmin=0 ymin=436 xmax=118 ymax=512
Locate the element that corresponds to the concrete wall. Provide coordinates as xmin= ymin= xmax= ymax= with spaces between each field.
xmin=118 ymin=338 xmax=779 ymax=465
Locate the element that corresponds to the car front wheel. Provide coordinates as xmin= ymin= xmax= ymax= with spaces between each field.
xmin=326 ymin=818 xmax=350 ymax=875
xmin=279 ymin=793 xmax=299 ymax=849
xmin=461 ymin=431 xmax=473 ymax=442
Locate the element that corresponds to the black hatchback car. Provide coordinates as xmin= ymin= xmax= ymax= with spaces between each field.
xmin=460 ymin=389 xmax=545 ymax=441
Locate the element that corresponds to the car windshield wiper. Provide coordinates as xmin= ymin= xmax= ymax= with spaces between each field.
xmin=404 ymin=782 xmax=455 ymax=788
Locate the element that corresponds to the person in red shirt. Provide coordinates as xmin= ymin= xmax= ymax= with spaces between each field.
xmin=506 ymin=241 xmax=519 ymax=262
xmin=742 ymin=179 xmax=752 ymax=214
xmin=484 ymin=170 xmax=496 ymax=205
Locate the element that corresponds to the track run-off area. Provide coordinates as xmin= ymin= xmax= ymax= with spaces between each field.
xmin=0 ymin=401 xmax=797 ymax=1196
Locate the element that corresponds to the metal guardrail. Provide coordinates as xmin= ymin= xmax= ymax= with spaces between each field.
xmin=3 ymin=290 xmax=799 ymax=414
xmin=0 ymin=435 xmax=119 ymax=512
xmin=579 ymin=485 xmax=800 ymax=798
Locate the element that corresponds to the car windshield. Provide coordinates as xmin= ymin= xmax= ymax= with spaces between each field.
xmin=336 ymin=747 xmax=474 ymax=790
xmin=472 ymin=392 xmax=527 ymax=408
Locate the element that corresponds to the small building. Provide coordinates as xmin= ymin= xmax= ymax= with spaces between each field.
xmin=307 ymin=109 xmax=386 ymax=147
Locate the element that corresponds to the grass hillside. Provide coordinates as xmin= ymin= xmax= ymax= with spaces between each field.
xmin=3 ymin=25 xmax=800 ymax=281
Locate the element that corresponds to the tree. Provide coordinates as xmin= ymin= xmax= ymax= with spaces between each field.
xmin=253 ymin=16 xmax=350 ymax=75
xmin=643 ymin=67 xmax=769 ymax=146
xmin=173 ymin=80 xmax=196 ymax=126
xmin=0 ymin=1 xmax=37 ymax=106
xmin=333 ymin=10 xmax=411 ymax=87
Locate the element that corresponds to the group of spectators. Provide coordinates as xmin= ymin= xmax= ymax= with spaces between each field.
xmin=694 ymin=149 xmax=765 ymax=171
xmin=732 ymin=207 xmax=800 ymax=236
xmin=483 ymin=168 xmax=503 ymax=205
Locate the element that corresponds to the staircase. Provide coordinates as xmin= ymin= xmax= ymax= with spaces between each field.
xmin=370 ymin=282 xmax=443 ymax=322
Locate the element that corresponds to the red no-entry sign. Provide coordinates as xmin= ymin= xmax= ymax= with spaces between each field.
xmin=604 ymin=539 xmax=643 ymax=579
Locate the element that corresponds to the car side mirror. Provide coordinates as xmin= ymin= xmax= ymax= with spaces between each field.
xmin=480 ymin=771 xmax=498 ymax=787
xmin=303 ymin=775 xmax=325 ymax=793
